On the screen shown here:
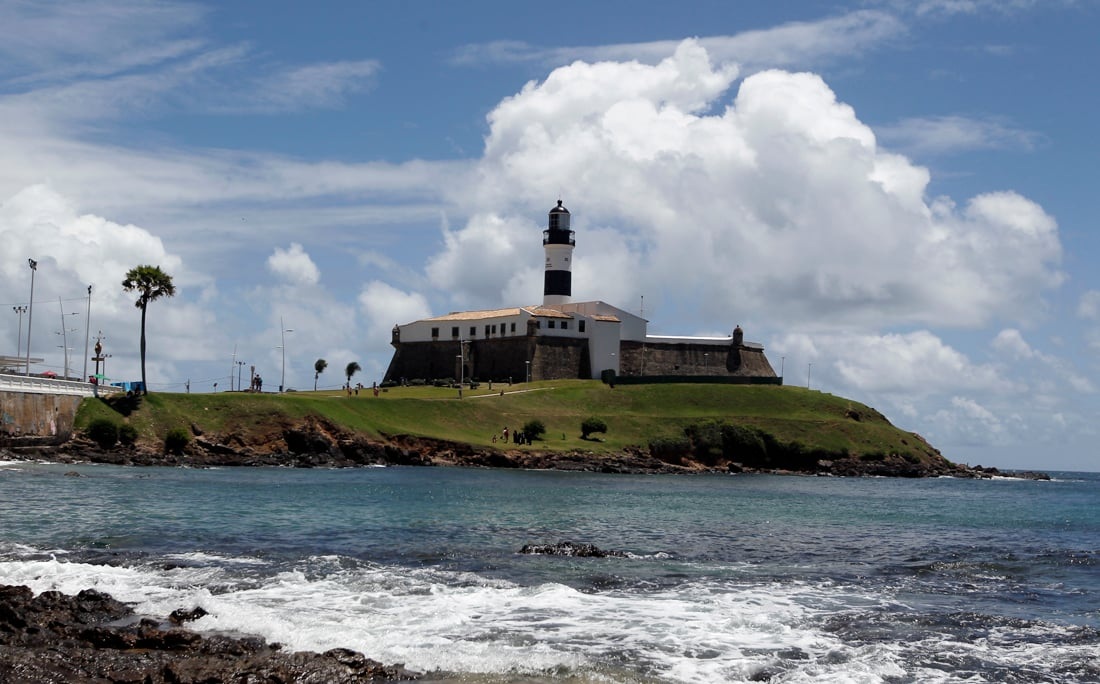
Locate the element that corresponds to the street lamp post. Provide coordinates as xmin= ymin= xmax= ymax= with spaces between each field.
xmin=704 ymin=352 xmax=709 ymax=374
xmin=780 ymin=355 xmax=785 ymax=379
xmin=82 ymin=285 xmax=92 ymax=382
xmin=807 ymin=362 xmax=813 ymax=390
xmin=25 ymin=259 xmax=36 ymax=376
xmin=525 ymin=360 xmax=531 ymax=384
xmin=457 ymin=353 xmax=464 ymax=399
xmin=12 ymin=305 xmax=27 ymax=357
xmin=237 ymin=361 xmax=245 ymax=392
xmin=280 ymin=317 xmax=294 ymax=392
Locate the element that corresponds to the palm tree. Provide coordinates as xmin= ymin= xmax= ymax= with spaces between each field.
xmin=345 ymin=361 xmax=361 ymax=388
xmin=314 ymin=358 xmax=328 ymax=391
xmin=121 ymin=265 xmax=176 ymax=395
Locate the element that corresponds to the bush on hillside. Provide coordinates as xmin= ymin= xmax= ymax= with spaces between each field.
xmin=648 ymin=435 xmax=692 ymax=464
xmin=719 ymin=423 xmax=769 ymax=465
xmin=523 ymin=419 xmax=546 ymax=440
xmin=685 ymin=421 xmax=724 ymax=464
xmin=581 ymin=417 xmax=608 ymax=440
xmin=87 ymin=418 xmax=119 ymax=449
xmin=164 ymin=427 xmax=190 ymax=455
xmin=118 ymin=423 xmax=139 ymax=446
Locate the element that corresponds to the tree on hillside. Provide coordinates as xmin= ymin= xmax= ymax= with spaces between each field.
xmin=314 ymin=358 xmax=328 ymax=391
xmin=121 ymin=265 xmax=176 ymax=395
xmin=581 ymin=416 xmax=608 ymax=440
xmin=345 ymin=361 xmax=361 ymax=388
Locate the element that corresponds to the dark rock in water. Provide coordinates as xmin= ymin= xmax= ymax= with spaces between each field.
xmin=168 ymin=606 xmax=208 ymax=624
xmin=520 ymin=541 xmax=628 ymax=558
xmin=0 ymin=583 xmax=417 ymax=682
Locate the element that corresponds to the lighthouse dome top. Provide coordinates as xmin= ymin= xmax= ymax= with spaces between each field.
xmin=549 ymin=199 xmax=570 ymax=214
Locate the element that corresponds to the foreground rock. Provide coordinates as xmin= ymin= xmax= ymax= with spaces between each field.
xmin=519 ymin=541 xmax=628 ymax=558
xmin=0 ymin=584 xmax=416 ymax=683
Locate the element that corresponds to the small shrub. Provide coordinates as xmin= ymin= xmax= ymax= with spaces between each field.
xmin=118 ymin=423 xmax=139 ymax=446
xmin=164 ymin=427 xmax=190 ymax=455
xmin=523 ymin=419 xmax=546 ymax=440
xmin=87 ymin=418 xmax=119 ymax=449
xmin=581 ymin=417 xmax=608 ymax=440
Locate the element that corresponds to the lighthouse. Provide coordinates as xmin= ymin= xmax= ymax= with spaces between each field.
xmin=543 ymin=200 xmax=575 ymax=306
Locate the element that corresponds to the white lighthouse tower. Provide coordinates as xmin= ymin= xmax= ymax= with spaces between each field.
xmin=543 ymin=200 xmax=575 ymax=306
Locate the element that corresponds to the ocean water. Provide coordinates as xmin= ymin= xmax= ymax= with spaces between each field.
xmin=0 ymin=461 xmax=1097 ymax=683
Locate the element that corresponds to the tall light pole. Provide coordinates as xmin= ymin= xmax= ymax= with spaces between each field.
xmin=280 ymin=317 xmax=294 ymax=392
xmin=703 ymin=352 xmax=709 ymax=374
xmin=525 ymin=359 xmax=531 ymax=384
xmin=780 ymin=355 xmax=786 ymax=379
xmin=57 ymin=297 xmax=79 ymax=379
xmin=82 ymin=285 xmax=92 ymax=382
xmin=12 ymin=305 xmax=27 ymax=357
xmin=24 ymin=259 xmax=36 ymax=376
xmin=237 ymin=360 xmax=245 ymax=392
xmin=807 ymin=362 xmax=813 ymax=390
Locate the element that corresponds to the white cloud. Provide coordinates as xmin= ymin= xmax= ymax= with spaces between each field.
xmin=358 ymin=281 xmax=432 ymax=349
xmin=1078 ymin=290 xmax=1100 ymax=320
xmin=0 ymin=0 xmax=207 ymax=84
xmin=991 ymin=328 xmax=1034 ymax=359
xmin=242 ymin=60 xmax=382 ymax=113
xmin=927 ymin=396 xmax=1010 ymax=447
xmin=428 ymin=40 xmax=1063 ymax=333
xmin=780 ymin=330 xmax=1011 ymax=396
xmin=267 ymin=243 xmax=320 ymax=286
xmin=877 ymin=115 xmax=1040 ymax=156
xmin=453 ymin=10 xmax=904 ymax=73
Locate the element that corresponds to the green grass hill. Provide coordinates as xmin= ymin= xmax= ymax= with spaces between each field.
xmin=74 ymin=380 xmax=958 ymax=475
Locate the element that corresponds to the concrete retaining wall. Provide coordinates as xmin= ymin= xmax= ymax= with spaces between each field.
xmin=0 ymin=390 xmax=84 ymax=444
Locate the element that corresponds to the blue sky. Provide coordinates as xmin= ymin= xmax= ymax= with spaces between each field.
xmin=1 ymin=0 xmax=1098 ymax=471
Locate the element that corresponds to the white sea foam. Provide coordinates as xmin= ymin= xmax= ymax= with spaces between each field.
xmin=0 ymin=554 xmax=1094 ymax=682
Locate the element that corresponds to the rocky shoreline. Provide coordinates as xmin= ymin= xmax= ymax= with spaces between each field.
xmin=0 ymin=583 xmax=416 ymax=682
xmin=2 ymin=414 xmax=1049 ymax=480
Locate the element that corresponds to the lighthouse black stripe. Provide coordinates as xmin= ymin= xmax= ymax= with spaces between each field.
xmin=544 ymin=270 xmax=571 ymax=296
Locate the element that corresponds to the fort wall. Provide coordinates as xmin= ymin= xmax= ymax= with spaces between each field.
xmin=386 ymin=337 xmax=775 ymax=384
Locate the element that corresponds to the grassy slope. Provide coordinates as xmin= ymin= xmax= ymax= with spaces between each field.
xmin=75 ymin=380 xmax=943 ymax=462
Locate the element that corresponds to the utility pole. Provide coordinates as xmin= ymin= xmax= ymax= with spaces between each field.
xmin=25 ymin=259 xmax=36 ymax=376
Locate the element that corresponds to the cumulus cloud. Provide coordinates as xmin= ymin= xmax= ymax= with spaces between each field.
xmin=430 ymin=40 xmax=1063 ymax=332
xmin=0 ymin=184 xmax=217 ymax=385
xmin=267 ymin=243 xmax=320 ymax=286
xmin=778 ymin=330 xmax=1011 ymax=396
xmin=358 ymin=281 xmax=432 ymax=348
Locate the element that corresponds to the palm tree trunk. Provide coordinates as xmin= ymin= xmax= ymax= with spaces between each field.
xmin=139 ymin=302 xmax=148 ymax=395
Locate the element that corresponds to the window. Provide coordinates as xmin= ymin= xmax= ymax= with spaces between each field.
xmin=579 ymin=320 xmax=586 ymax=333
xmin=492 ymin=324 xmax=497 ymax=334
xmin=536 ymin=321 xmax=541 ymax=329
xmin=510 ymin=322 xmax=516 ymax=334
xmin=470 ymin=326 xmax=477 ymax=337
xmin=548 ymin=320 xmax=556 ymax=329
xmin=451 ymin=327 xmax=459 ymax=338
xmin=485 ymin=325 xmax=491 ymax=336
xmin=431 ymin=327 xmax=439 ymax=338
xmin=561 ymin=321 xmax=568 ymax=330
